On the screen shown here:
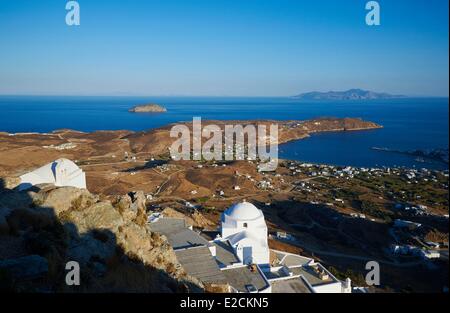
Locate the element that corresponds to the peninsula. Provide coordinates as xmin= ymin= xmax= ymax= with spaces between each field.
xmin=0 ymin=117 xmax=381 ymax=180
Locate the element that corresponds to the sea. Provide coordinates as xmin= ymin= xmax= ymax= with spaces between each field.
xmin=0 ymin=96 xmax=448 ymax=170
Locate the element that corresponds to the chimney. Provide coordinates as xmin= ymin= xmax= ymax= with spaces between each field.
xmin=344 ymin=278 xmax=352 ymax=293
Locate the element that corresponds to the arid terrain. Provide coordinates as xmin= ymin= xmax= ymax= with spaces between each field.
xmin=0 ymin=117 xmax=381 ymax=181
xmin=0 ymin=117 xmax=448 ymax=292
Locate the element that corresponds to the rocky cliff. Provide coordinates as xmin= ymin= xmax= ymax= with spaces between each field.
xmin=0 ymin=182 xmax=202 ymax=292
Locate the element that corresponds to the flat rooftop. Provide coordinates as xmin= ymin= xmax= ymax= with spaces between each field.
xmin=149 ymin=218 xmax=211 ymax=249
xmin=271 ymin=278 xmax=312 ymax=293
xmin=212 ymin=240 xmax=240 ymax=268
xmin=263 ymin=267 xmax=289 ymax=280
xmin=276 ymin=252 xmax=312 ymax=267
xmin=175 ymin=246 xmax=227 ymax=284
xmin=148 ymin=218 xmax=186 ymax=233
xmin=296 ymin=265 xmax=336 ymax=286
xmin=222 ymin=266 xmax=269 ymax=292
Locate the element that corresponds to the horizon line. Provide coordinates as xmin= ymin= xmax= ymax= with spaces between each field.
xmin=0 ymin=94 xmax=449 ymax=99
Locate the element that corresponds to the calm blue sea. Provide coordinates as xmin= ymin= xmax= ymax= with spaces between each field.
xmin=0 ymin=96 xmax=448 ymax=170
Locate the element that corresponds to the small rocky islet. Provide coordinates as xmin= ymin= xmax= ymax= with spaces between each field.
xmin=129 ymin=103 xmax=167 ymax=113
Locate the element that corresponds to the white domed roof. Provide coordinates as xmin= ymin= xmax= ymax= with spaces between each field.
xmin=225 ymin=201 xmax=262 ymax=220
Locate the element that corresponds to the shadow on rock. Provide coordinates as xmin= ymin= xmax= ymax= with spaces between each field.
xmin=0 ymin=179 xmax=202 ymax=293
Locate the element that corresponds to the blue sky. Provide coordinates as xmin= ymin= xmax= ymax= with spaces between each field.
xmin=0 ymin=0 xmax=448 ymax=97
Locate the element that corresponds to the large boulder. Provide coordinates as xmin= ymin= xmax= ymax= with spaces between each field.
xmin=40 ymin=186 xmax=97 ymax=216
xmin=129 ymin=191 xmax=146 ymax=212
xmin=62 ymin=201 xmax=123 ymax=234
xmin=114 ymin=194 xmax=135 ymax=222
xmin=61 ymin=200 xmax=123 ymax=272
xmin=0 ymin=185 xmax=204 ymax=292
xmin=116 ymin=222 xmax=151 ymax=257
xmin=66 ymin=230 xmax=116 ymax=266
xmin=116 ymin=222 xmax=178 ymax=270
xmin=114 ymin=191 xmax=148 ymax=225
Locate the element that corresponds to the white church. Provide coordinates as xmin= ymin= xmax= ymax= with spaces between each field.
xmin=150 ymin=200 xmax=355 ymax=293
xmin=18 ymin=158 xmax=86 ymax=191
xmin=220 ymin=201 xmax=270 ymax=266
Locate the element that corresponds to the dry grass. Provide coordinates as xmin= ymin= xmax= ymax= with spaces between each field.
xmin=424 ymin=230 xmax=449 ymax=243
xmin=70 ymin=194 xmax=94 ymax=211
xmin=133 ymin=208 xmax=147 ymax=227
xmin=204 ymin=283 xmax=230 ymax=293
xmin=268 ymin=238 xmax=303 ymax=255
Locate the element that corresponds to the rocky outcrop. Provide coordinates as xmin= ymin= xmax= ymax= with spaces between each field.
xmin=37 ymin=186 xmax=98 ymax=216
xmin=0 ymin=186 xmax=203 ymax=292
xmin=62 ymin=201 xmax=123 ymax=234
xmin=2 ymin=176 xmax=21 ymax=190
xmin=114 ymin=191 xmax=148 ymax=226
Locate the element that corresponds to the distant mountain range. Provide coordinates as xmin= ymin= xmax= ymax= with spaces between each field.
xmin=293 ymin=89 xmax=406 ymax=100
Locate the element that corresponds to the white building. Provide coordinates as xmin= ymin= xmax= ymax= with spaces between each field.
xmin=421 ymin=250 xmax=440 ymax=259
xmin=393 ymin=219 xmax=422 ymax=229
xmin=221 ymin=201 xmax=270 ymax=266
xmin=149 ymin=202 xmax=353 ymax=293
xmin=18 ymin=158 xmax=86 ymax=191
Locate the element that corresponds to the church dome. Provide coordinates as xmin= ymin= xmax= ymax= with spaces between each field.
xmin=224 ymin=201 xmax=262 ymax=220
